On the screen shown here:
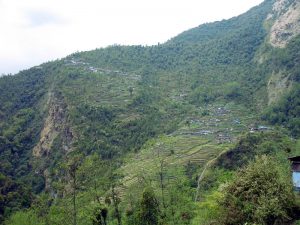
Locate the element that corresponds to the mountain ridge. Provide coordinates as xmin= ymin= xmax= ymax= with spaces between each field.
xmin=1 ymin=0 xmax=300 ymax=224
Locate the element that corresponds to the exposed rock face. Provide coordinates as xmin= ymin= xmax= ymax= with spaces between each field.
xmin=33 ymin=91 xmax=74 ymax=157
xmin=32 ymin=90 xmax=74 ymax=191
xmin=263 ymin=0 xmax=299 ymax=104
xmin=268 ymin=0 xmax=300 ymax=48
xmin=273 ymin=0 xmax=292 ymax=14
xmin=267 ymin=71 xmax=292 ymax=105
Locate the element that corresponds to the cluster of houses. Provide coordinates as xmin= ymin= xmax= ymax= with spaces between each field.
xmin=64 ymin=58 xmax=132 ymax=76
xmin=214 ymin=107 xmax=230 ymax=116
xmin=63 ymin=58 xmax=142 ymax=85
xmin=249 ymin=125 xmax=270 ymax=133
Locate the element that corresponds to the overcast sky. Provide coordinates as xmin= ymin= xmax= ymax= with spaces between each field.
xmin=0 ymin=0 xmax=264 ymax=75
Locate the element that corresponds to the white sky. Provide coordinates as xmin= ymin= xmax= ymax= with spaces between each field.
xmin=0 ymin=0 xmax=263 ymax=75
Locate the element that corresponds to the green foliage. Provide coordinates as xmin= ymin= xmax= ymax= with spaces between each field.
xmin=137 ymin=187 xmax=160 ymax=225
xmin=219 ymin=155 xmax=295 ymax=225
xmin=0 ymin=0 xmax=299 ymax=224
xmin=266 ymin=36 xmax=300 ymax=82
xmin=193 ymin=190 xmax=223 ymax=225
xmin=0 ymin=67 xmax=49 ymax=221
xmin=190 ymin=86 xmax=220 ymax=105
xmin=169 ymin=0 xmax=272 ymax=46
xmin=263 ymin=85 xmax=300 ymax=137
xmin=5 ymin=210 xmax=44 ymax=225
xmin=0 ymin=173 xmax=32 ymax=223
xmin=197 ymin=168 xmax=234 ymax=194
xmin=215 ymin=132 xmax=295 ymax=170
xmin=262 ymin=35 xmax=300 ymax=136
xmin=223 ymin=82 xmax=242 ymax=100
xmin=195 ymin=130 xmax=300 ymax=224
xmin=163 ymin=184 xmax=195 ymax=225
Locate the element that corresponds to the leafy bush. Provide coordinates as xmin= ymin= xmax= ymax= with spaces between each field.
xmin=5 ymin=210 xmax=44 ymax=225
xmin=219 ymin=155 xmax=295 ymax=225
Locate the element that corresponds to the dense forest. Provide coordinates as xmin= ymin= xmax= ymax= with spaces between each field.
xmin=1 ymin=0 xmax=300 ymax=224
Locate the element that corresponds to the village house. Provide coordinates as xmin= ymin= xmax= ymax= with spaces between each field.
xmin=289 ymin=156 xmax=300 ymax=191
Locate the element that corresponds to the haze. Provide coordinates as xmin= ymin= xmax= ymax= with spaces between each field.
xmin=0 ymin=0 xmax=263 ymax=75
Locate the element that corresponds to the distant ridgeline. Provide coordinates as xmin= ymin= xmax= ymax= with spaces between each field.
xmin=0 ymin=0 xmax=300 ymax=224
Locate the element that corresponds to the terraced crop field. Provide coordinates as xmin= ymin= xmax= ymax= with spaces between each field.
xmin=57 ymin=60 xmax=272 ymax=202
xmin=118 ymin=102 xmax=267 ymax=200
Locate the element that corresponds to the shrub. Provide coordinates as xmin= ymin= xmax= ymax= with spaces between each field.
xmin=219 ymin=155 xmax=295 ymax=225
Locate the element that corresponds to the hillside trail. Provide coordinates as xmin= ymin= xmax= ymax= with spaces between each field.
xmin=194 ymin=149 xmax=226 ymax=202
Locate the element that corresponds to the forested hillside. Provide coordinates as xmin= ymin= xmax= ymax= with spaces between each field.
xmin=0 ymin=0 xmax=300 ymax=224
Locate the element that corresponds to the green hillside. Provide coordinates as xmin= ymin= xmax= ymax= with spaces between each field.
xmin=1 ymin=0 xmax=300 ymax=224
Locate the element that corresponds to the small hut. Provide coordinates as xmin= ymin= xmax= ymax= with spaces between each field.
xmin=288 ymin=156 xmax=300 ymax=191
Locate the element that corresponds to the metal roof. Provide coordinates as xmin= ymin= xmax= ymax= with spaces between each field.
xmin=288 ymin=156 xmax=300 ymax=162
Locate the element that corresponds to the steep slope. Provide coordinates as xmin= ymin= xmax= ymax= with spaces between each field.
xmin=269 ymin=0 xmax=300 ymax=47
xmin=0 ymin=0 xmax=300 ymax=224
xmin=0 ymin=67 xmax=49 ymax=221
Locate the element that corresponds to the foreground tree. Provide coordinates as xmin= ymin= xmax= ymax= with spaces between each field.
xmin=68 ymin=155 xmax=82 ymax=225
xmin=219 ymin=155 xmax=296 ymax=225
xmin=138 ymin=187 xmax=160 ymax=225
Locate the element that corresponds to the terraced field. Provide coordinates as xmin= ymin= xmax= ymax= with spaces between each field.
xmin=118 ymin=102 xmax=266 ymax=200
xmin=61 ymin=64 xmax=142 ymax=109
xmin=57 ymin=59 xmax=272 ymax=202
